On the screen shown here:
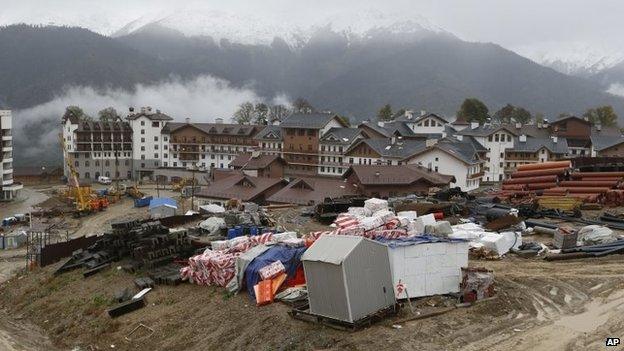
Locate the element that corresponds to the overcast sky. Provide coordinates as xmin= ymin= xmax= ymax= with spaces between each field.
xmin=0 ymin=0 xmax=622 ymax=50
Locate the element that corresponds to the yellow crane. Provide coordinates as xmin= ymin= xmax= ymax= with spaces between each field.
xmin=59 ymin=134 xmax=92 ymax=215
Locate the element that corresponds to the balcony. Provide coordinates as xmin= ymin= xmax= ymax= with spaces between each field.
xmin=179 ymin=154 xmax=199 ymax=161
xmin=468 ymin=171 xmax=485 ymax=179
xmin=505 ymin=155 xmax=538 ymax=161
xmin=2 ymin=135 xmax=11 ymax=141
xmin=2 ymin=167 xmax=12 ymax=174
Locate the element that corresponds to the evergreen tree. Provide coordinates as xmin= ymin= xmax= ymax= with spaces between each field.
xmin=377 ymin=104 xmax=393 ymax=121
xmin=457 ymin=98 xmax=489 ymax=124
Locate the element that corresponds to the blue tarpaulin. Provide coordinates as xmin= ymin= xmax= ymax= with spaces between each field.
xmin=376 ymin=235 xmax=468 ymax=248
xmin=244 ymin=245 xmax=307 ymax=299
xmin=148 ymin=197 xmax=177 ymax=210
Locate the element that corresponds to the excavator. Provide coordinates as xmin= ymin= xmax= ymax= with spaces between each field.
xmin=59 ymin=134 xmax=108 ymax=216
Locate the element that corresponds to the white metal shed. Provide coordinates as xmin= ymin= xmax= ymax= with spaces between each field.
xmin=301 ymin=235 xmax=396 ymax=323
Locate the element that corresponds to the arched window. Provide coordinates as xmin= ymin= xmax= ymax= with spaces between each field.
xmin=85 ymin=172 xmax=90 ymax=179
xmin=95 ymin=172 xmax=100 ymax=179
xmin=74 ymin=161 xmax=79 ymax=167
xmin=85 ymin=161 xmax=89 ymax=167
xmin=105 ymin=160 xmax=110 ymax=166
xmin=95 ymin=160 xmax=100 ymax=166
xmin=105 ymin=171 xmax=110 ymax=177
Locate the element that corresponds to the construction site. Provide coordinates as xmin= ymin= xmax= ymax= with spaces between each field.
xmin=3 ymin=159 xmax=624 ymax=351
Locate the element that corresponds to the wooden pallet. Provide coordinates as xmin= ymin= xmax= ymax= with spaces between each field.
xmin=289 ymin=304 xmax=398 ymax=331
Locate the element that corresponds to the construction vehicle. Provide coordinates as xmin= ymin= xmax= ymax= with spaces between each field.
xmin=172 ymin=178 xmax=198 ymax=192
xmin=59 ymin=134 xmax=109 ymax=216
xmin=126 ymin=184 xmax=144 ymax=199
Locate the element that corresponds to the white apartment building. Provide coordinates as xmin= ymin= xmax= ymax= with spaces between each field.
xmin=126 ymin=107 xmax=173 ymax=179
xmin=1 ymin=110 xmax=23 ymax=200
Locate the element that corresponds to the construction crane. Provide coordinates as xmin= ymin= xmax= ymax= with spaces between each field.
xmin=59 ymin=134 xmax=92 ymax=215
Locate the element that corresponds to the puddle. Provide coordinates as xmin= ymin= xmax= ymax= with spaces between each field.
xmin=555 ymin=291 xmax=624 ymax=333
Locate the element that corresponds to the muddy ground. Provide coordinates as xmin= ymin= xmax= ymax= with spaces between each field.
xmin=3 ymin=186 xmax=624 ymax=350
xmin=3 ymin=253 xmax=624 ymax=351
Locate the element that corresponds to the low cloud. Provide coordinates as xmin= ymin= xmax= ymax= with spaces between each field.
xmin=12 ymin=75 xmax=289 ymax=166
xmin=607 ymin=83 xmax=624 ymax=97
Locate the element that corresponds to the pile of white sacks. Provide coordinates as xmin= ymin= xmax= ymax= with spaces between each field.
xmin=449 ymin=222 xmax=523 ymax=256
xmin=313 ymin=198 xmax=522 ymax=257
xmin=308 ymin=198 xmax=457 ymax=240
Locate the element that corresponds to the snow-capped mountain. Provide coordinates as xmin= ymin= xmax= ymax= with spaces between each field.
xmin=113 ymin=8 xmax=449 ymax=47
xmin=514 ymin=41 xmax=624 ymax=77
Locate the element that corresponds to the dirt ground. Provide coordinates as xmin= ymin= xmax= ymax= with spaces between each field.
xmin=3 ymin=253 xmax=624 ymax=351
xmin=3 ymin=186 xmax=624 ymax=350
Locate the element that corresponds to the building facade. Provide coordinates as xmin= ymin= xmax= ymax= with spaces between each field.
xmin=0 ymin=110 xmax=23 ymax=200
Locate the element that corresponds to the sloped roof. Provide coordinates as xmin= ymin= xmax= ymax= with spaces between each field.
xmin=395 ymin=112 xmax=449 ymax=124
xmin=591 ymin=135 xmax=624 ymax=151
xmin=457 ymin=124 xmax=520 ymax=137
xmin=357 ymin=121 xmax=392 ymax=138
xmin=267 ymin=177 xmax=358 ymax=205
xmin=345 ymin=164 xmax=455 ymax=186
xmin=435 ymin=138 xmax=484 ymax=165
xmin=196 ymin=174 xmax=285 ymax=201
xmin=302 ymin=235 xmax=372 ymax=265
xmin=552 ymin=115 xmax=589 ymax=125
xmin=254 ymin=125 xmax=282 ymax=140
xmin=352 ymin=138 xmax=427 ymax=159
xmin=75 ymin=120 xmax=132 ymax=132
xmin=320 ymin=128 xmax=361 ymax=144
xmin=509 ymin=137 xmax=569 ymax=154
xmin=126 ymin=110 xmax=173 ymax=121
xmin=162 ymin=122 xmax=259 ymax=136
xmin=280 ymin=113 xmax=345 ymax=129
xmin=230 ymin=154 xmax=284 ymax=170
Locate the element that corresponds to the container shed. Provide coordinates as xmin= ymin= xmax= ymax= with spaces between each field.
xmin=379 ymin=236 xmax=469 ymax=298
xmin=301 ymin=235 xmax=396 ymax=323
xmin=149 ymin=197 xmax=178 ymax=218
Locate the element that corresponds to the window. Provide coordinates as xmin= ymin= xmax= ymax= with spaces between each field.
xmin=488 ymin=135 xmax=493 ymax=142
xmin=141 ymin=137 xmax=145 ymax=143
xmin=349 ymin=158 xmax=354 ymax=164
xmin=154 ymin=145 xmax=159 ymax=150
xmin=164 ymin=145 xmax=168 ymax=150
xmin=164 ymin=154 xmax=168 ymax=158
xmin=298 ymin=129 xmax=305 ymax=136
xmin=435 ymin=166 xmax=438 ymax=172
xmin=154 ymin=136 xmax=158 ymax=141
xmin=164 ymin=136 xmax=168 ymax=141
xmin=141 ymin=129 xmax=145 ymax=135
xmin=495 ymin=134 xmax=499 ymax=142
xmin=141 ymin=146 xmax=145 ymax=151
xmin=141 ymin=155 xmax=145 ymax=160
xmin=141 ymin=163 xmax=145 ymax=168
xmin=500 ymin=153 xmax=504 ymax=158
xmin=105 ymin=160 xmax=110 ymax=166
xmin=125 ymin=160 xmax=129 ymax=166
xmin=95 ymin=160 xmax=100 ymax=166
xmin=507 ymin=135 xmax=511 ymax=142
xmin=74 ymin=161 xmax=79 ymax=167
xmin=152 ymin=122 xmax=159 ymax=128
xmin=154 ymin=153 xmax=158 ymax=159
xmin=173 ymin=162 xmax=177 ymax=167
xmin=140 ymin=121 xmax=145 ymax=126
xmin=85 ymin=172 xmax=90 ymax=179
xmin=85 ymin=161 xmax=90 ymax=167
xmin=435 ymin=157 xmax=439 ymax=162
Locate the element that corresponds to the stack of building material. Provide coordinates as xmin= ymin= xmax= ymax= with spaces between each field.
xmin=500 ymin=161 xmax=571 ymax=198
